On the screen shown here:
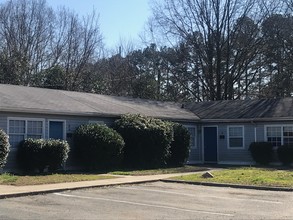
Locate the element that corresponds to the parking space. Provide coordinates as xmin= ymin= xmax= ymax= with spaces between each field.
xmin=0 ymin=182 xmax=292 ymax=219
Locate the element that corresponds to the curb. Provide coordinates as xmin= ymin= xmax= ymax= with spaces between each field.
xmin=2 ymin=174 xmax=293 ymax=199
xmin=161 ymin=179 xmax=293 ymax=192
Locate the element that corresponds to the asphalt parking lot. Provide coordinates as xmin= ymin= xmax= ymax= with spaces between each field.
xmin=0 ymin=182 xmax=292 ymax=220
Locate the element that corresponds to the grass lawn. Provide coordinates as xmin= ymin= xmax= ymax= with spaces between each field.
xmin=109 ymin=165 xmax=207 ymax=176
xmin=0 ymin=165 xmax=205 ymax=186
xmin=2 ymin=166 xmax=293 ymax=188
xmin=170 ymin=167 xmax=293 ymax=188
xmin=0 ymin=173 xmax=116 ymax=186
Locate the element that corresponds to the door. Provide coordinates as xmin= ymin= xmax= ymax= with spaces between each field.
xmin=49 ymin=121 xmax=64 ymax=140
xmin=203 ymin=126 xmax=218 ymax=163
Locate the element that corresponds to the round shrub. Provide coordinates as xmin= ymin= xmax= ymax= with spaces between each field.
xmin=17 ymin=139 xmax=47 ymax=172
xmin=249 ymin=142 xmax=273 ymax=165
xmin=45 ymin=139 xmax=70 ymax=171
xmin=277 ymin=144 xmax=293 ymax=166
xmin=0 ymin=129 xmax=10 ymax=168
xmin=114 ymin=114 xmax=173 ymax=168
xmin=73 ymin=124 xmax=125 ymax=170
xmin=167 ymin=123 xmax=191 ymax=166
xmin=17 ymin=138 xmax=70 ymax=173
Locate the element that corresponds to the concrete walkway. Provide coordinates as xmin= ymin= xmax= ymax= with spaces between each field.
xmin=2 ymin=169 xmax=291 ymax=199
xmin=0 ymin=172 xmax=201 ymax=199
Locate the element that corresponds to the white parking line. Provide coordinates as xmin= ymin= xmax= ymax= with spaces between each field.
xmin=120 ymin=186 xmax=282 ymax=204
xmin=54 ymin=192 xmax=234 ymax=217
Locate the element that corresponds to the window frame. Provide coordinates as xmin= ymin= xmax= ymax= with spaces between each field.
xmin=283 ymin=126 xmax=293 ymax=145
xmin=185 ymin=125 xmax=197 ymax=149
xmin=227 ymin=125 xmax=245 ymax=149
xmin=265 ymin=125 xmax=293 ymax=147
xmin=7 ymin=117 xmax=45 ymax=148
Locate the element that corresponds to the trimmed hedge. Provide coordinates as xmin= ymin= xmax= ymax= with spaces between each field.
xmin=45 ymin=139 xmax=70 ymax=171
xmin=114 ymin=114 xmax=173 ymax=168
xmin=277 ymin=144 xmax=293 ymax=165
xmin=249 ymin=142 xmax=273 ymax=165
xmin=73 ymin=124 xmax=125 ymax=170
xmin=0 ymin=129 xmax=10 ymax=168
xmin=167 ymin=123 xmax=191 ymax=166
xmin=17 ymin=139 xmax=70 ymax=173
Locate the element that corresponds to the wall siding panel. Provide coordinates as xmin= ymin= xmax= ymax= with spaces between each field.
xmin=0 ymin=115 xmax=7 ymax=132
xmin=202 ymin=123 xmax=255 ymax=164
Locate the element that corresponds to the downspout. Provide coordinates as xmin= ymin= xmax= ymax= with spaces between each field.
xmin=250 ymin=119 xmax=257 ymax=142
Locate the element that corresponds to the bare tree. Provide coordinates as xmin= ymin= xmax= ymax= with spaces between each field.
xmin=0 ymin=0 xmax=54 ymax=85
xmin=259 ymin=13 xmax=293 ymax=97
xmin=50 ymin=7 xmax=103 ymax=91
xmin=0 ymin=0 xmax=104 ymax=90
xmin=149 ymin=0 xmax=269 ymax=100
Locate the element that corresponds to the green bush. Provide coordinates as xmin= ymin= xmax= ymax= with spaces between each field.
xmin=17 ymin=139 xmax=45 ymax=172
xmin=73 ymin=124 xmax=124 ymax=170
xmin=0 ymin=129 xmax=10 ymax=168
xmin=114 ymin=114 xmax=173 ymax=168
xmin=249 ymin=142 xmax=273 ymax=165
xmin=277 ymin=144 xmax=293 ymax=165
xmin=45 ymin=139 xmax=70 ymax=171
xmin=168 ymin=123 xmax=191 ymax=166
xmin=17 ymin=139 xmax=69 ymax=173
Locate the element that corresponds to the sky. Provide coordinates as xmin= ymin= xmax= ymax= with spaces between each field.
xmin=47 ymin=0 xmax=152 ymax=49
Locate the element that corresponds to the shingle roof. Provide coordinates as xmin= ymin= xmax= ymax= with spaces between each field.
xmin=0 ymin=84 xmax=199 ymax=121
xmin=185 ymin=98 xmax=293 ymax=121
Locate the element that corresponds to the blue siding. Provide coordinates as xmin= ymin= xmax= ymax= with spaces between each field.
xmin=0 ymin=115 xmax=7 ymax=132
xmin=204 ymin=122 xmax=293 ymax=164
xmin=217 ymin=124 xmax=254 ymax=164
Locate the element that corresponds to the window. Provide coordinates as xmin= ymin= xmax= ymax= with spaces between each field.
xmin=228 ymin=126 xmax=244 ymax=148
xmin=266 ymin=125 xmax=293 ymax=147
xmin=9 ymin=120 xmax=25 ymax=148
xmin=266 ymin=126 xmax=282 ymax=147
xmin=8 ymin=118 xmax=44 ymax=148
xmin=283 ymin=126 xmax=293 ymax=145
xmin=27 ymin=121 xmax=43 ymax=139
xmin=187 ymin=127 xmax=196 ymax=149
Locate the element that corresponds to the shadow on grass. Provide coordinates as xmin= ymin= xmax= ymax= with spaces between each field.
xmin=6 ymin=164 xmax=209 ymax=177
xmin=6 ymin=164 xmax=293 ymax=177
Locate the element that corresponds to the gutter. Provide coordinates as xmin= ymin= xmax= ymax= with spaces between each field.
xmin=199 ymin=117 xmax=293 ymax=123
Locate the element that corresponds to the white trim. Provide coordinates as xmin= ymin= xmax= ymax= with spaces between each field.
xmin=202 ymin=125 xmax=218 ymax=163
xmin=48 ymin=119 xmax=66 ymax=140
xmin=264 ymin=124 xmax=293 ymax=147
xmin=185 ymin=125 xmax=197 ymax=149
xmin=264 ymin=124 xmax=282 ymax=142
xmin=7 ymin=117 xmax=45 ymax=137
xmin=227 ymin=125 xmax=245 ymax=149
xmin=254 ymin=127 xmax=257 ymax=142
xmin=7 ymin=117 xmax=46 ymax=146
